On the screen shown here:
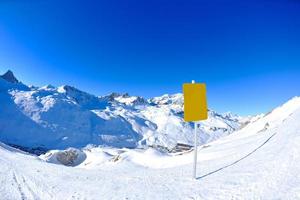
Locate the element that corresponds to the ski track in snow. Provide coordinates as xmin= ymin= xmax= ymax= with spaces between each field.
xmin=198 ymin=131 xmax=277 ymax=180
xmin=12 ymin=172 xmax=27 ymax=200
xmin=11 ymin=171 xmax=38 ymax=200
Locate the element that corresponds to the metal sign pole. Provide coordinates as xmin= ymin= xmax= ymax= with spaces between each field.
xmin=193 ymin=121 xmax=197 ymax=179
xmin=191 ymin=79 xmax=197 ymax=179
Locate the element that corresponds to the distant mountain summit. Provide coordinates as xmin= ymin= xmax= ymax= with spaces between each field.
xmin=0 ymin=70 xmax=19 ymax=83
xmin=0 ymin=70 xmax=250 ymax=151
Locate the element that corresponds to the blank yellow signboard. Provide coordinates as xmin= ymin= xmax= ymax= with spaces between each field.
xmin=183 ymin=83 xmax=208 ymax=122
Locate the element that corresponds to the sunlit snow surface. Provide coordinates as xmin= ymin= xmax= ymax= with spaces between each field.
xmin=1 ymin=97 xmax=300 ymax=199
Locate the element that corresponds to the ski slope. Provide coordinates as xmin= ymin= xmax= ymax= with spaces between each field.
xmin=1 ymin=97 xmax=300 ymax=199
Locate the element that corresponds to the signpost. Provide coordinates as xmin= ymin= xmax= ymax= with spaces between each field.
xmin=183 ymin=80 xmax=208 ymax=179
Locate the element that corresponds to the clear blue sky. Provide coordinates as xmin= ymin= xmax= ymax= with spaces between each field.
xmin=0 ymin=0 xmax=300 ymax=115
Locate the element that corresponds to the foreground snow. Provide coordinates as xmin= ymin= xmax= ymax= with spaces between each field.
xmin=1 ymin=97 xmax=300 ymax=199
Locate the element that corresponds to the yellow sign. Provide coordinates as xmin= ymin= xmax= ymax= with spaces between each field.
xmin=183 ymin=83 xmax=208 ymax=122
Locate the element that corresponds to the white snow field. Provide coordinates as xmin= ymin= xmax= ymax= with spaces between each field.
xmin=1 ymin=96 xmax=300 ymax=199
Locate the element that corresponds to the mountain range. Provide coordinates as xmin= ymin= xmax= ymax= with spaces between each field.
xmin=0 ymin=70 xmax=249 ymax=152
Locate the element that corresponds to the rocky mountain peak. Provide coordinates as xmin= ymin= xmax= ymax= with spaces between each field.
xmin=1 ymin=70 xmax=19 ymax=84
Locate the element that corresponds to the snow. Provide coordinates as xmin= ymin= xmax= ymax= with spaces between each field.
xmin=1 ymin=96 xmax=300 ymax=199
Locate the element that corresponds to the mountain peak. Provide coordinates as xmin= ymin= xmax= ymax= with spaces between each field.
xmin=1 ymin=70 xmax=19 ymax=84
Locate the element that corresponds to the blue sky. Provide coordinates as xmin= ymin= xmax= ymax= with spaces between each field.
xmin=0 ymin=0 xmax=300 ymax=115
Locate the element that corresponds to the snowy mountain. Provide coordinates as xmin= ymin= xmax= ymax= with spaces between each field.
xmin=0 ymin=70 xmax=19 ymax=83
xmin=0 ymin=95 xmax=300 ymax=199
xmin=0 ymin=70 xmax=247 ymax=151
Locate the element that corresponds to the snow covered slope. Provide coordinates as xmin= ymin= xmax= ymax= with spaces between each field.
xmin=0 ymin=97 xmax=300 ymax=199
xmin=0 ymin=70 xmax=246 ymax=150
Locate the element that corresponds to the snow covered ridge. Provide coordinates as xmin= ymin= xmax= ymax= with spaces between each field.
xmin=1 ymin=70 xmax=249 ymax=151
